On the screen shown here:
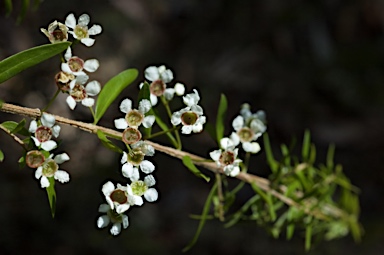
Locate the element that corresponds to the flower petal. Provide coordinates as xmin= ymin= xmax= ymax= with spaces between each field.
xmin=81 ymin=98 xmax=95 ymax=107
xmin=160 ymin=69 xmax=173 ymax=83
xmin=116 ymin=204 xmax=130 ymax=214
xmin=85 ymin=80 xmax=101 ymax=96
xmin=40 ymin=176 xmax=50 ymax=188
xmin=41 ymin=140 xmax=57 ymax=151
xmin=65 ymin=13 xmax=76 ymax=29
xmin=52 ymin=125 xmax=61 ymax=138
xmin=97 ymin=215 xmax=110 ymax=228
xmin=35 ymin=167 xmax=42 ymax=179
xmin=144 ymin=66 xmax=160 ymax=81
xmin=243 ymin=142 xmax=261 ymax=154
xmin=102 ymin=181 xmax=115 ymax=196
xmin=144 ymin=188 xmax=158 ymax=202
xmin=54 ymin=153 xmax=70 ymax=164
xmin=181 ymin=125 xmax=192 ymax=134
xmin=54 ymin=170 xmax=70 ymax=183
xmin=88 ymin=24 xmax=102 ymax=35
xmin=150 ymin=94 xmax=158 ymax=106
xmin=84 ymin=59 xmax=99 ymax=72
xmin=209 ymin=150 xmax=221 ymax=161
xmin=119 ymin=98 xmax=132 ymax=113
xmin=114 ymin=118 xmax=128 ymax=129
xmin=174 ymin=83 xmax=185 ymax=96
xmin=140 ymin=160 xmax=155 ymax=174
xmin=144 ymin=175 xmax=156 ymax=187
xmin=78 ymin=13 xmax=90 ymax=26
xmin=232 ymin=116 xmax=244 ymax=131
xmin=164 ymin=88 xmax=175 ymax=101
xmin=138 ymin=99 xmax=151 ymax=114
xmin=64 ymin=46 xmax=72 ymax=61
xmin=98 ymin=203 xmax=110 ymax=213
xmin=29 ymin=120 xmax=37 ymax=133
xmin=41 ymin=113 xmax=56 ymax=128
xmin=143 ymin=115 xmax=155 ymax=128
xmin=110 ymin=223 xmax=121 ymax=235
xmin=81 ymin=38 xmax=95 ymax=47
xmin=66 ymin=96 xmax=77 ymax=110
xmin=122 ymin=215 xmax=129 ymax=229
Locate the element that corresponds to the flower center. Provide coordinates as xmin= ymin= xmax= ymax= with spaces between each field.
xmin=237 ymin=127 xmax=254 ymax=143
xmin=68 ymin=57 xmax=84 ymax=72
xmin=74 ymin=25 xmax=88 ymax=39
xmin=125 ymin=110 xmax=144 ymax=128
xmin=55 ymin=71 xmax=74 ymax=92
xmin=122 ymin=127 xmax=142 ymax=145
xmin=219 ymin=151 xmax=235 ymax=166
xmin=70 ymin=84 xmax=87 ymax=101
xmin=42 ymin=159 xmax=58 ymax=177
xmin=110 ymin=189 xmax=128 ymax=204
xmin=26 ymin=150 xmax=45 ymax=168
xmin=150 ymin=80 xmax=166 ymax=96
xmin=35 ymin=126 xmax=53 ymax=142
xmin=52 ymin=29 xmax=67 ymax=42
xmin=131 ymin=181 xmax=148 ymax=196
xmin=181 ymin=111 xmax=198 ymax=126
xmin=127 ymin=150 xmax=145 ymax=166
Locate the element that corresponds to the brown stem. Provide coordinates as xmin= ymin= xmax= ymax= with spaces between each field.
xmin=0 ymin=102 xmax=345 ymax=220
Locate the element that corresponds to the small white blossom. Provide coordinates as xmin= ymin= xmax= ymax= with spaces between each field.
xmin=61 ymin=47 xmax=99 ymax=76
xmin=35 ymin=153 xmax=70 ymax=188
xmin=230 ymin=114 xmax=264 ymax=153
xmin=143 ymin=65 xmax=174 ymax=106
xmin=171 ymin=89 xmax=206 ymax=134
xmin=40 ymin=20 xmax=68 ymax=43
xmin=121 ymin=151 xmax=155 ymax=181
xmin=164 ymin=82 xmax=186 ymax=101
xmin=210 ymin=139 xmax=242 ymax=177
xmin=97 ymin=203 xmax=129 ymax=236
xmin=66 ymin=76 xmax=101 ymax=110
xmin=114 ymin=98 xmax=155 ymax=129
xmin=65 ymin=13 xmax=102 ymax=47
xmin=129 ymin=175 xmax=158 ymax=203
xmin=102 ymin=181 xmax=143 ymax=214
xmin=29 ymin=113 xmax=61 ymax=151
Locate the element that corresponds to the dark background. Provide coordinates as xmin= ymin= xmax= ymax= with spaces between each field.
xmin=1 ymin=0 xmax=383 ymax=254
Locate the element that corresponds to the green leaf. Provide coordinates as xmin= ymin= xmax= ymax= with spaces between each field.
xmin=263 ymin=133 xmax=279 ymax=173
xmin=183 ymin=182 xmax=217 ymax=252
xmin=216 ymin=94 xmax=227 ymax=144
xmin=326 ymin=144 xmax=335 ymax=170
xmin=46 ymin=177 xmax=56 ymax=218
xmin=1 ymin=120 xmax=30 ymax=136
xmin=302 ymin=129 xmax=311 ymax=161
xmin=16 ymin=0 xmax=30 ymax=24
xmin=305 ymin=223 xmax=313 ymax=251
xmin=0 ymin=42 xmax=71 ymax=84
xmin=5 ymin=0 xmax=13 ymax=17
xmin=18 ymin=156 xmax=26 ymax=168
xmin=0 ymin=150 xmax=4 ymax=162
xmin=96 ymin=130 xmax=123 ymax=154
xmin=251 ymin=183 xmax=276 ymax=221
xmin=94 ymin=68 xmax=138 ymax=124
xmin=182 ymin=155 xmax=210 ymax=182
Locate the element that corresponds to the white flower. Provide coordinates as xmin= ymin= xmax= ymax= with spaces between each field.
xmin=35 ymin=153 xmax=70 ymax=188
xmin=130 ymin=175 xmax=158 ymax=203
xmin=171 ymin=89 xmax=206 ymax=134
xmin=230 ymin=114 xmax=264 ymax=153
xmin=114 ymin=98 xmax=155 ymax=129
xmin=102 ymin=181 xmax=143 ymax=214
xmin=66 ymin=76 xmax=101 ymax=110
xmin=121 ymin=151 xmax=155 ymax=181
xmin=40 ymin=20 xmax=68 ymax=43
xmin=65 ymin=13 xmax=102 ymax=47
xmin=29 ymin=113 xmax=61 ymax=151
xmin=210 ymin=140 xmax=242 ymax=177
xmin=97 ymin=203 xmax=129 ymax=236
xmin=145 ymin=65 xmax=173 ymax=84
xmin=61 ymin=47 xmax=99 ymax=76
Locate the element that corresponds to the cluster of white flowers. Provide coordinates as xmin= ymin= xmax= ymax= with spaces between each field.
xmin=210 ymin=104 xmax=267 ymax=177
xmin=26 ymin=113 xmax=70 ymax=188
xmin=41 ymin=13 xmax=102 ymax=110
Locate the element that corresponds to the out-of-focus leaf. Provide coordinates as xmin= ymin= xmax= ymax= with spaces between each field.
xmin=251 ymin=183 xmax=276 ymax=221
xmin=96 ymin=130 xmax=123 ymax=154
xmin=94 ymin=68 xmax=138 ymax=124
xmin=0 ymin=150 xmax=4 ymax=162
xmin=16 ymin=0 xmax=30 ymax=24
xmin=1 ymin=120 xmax=30 ymax=136
xmin=46 ymin=177 xmax=56 ymax=218
xmin=326 ymin=144 xmax=335 ymax=170
xmin=183 ymin=182 xmax=217 ymax=252
xmin=182 ymin=155 xmax=210 ymax=182
xmin=5 ymin=0 xmax=13 ymax=17
xmin=18 ymin=156 xmax=26 ymax=168
xmin=216 ymin=93 xmax=227 ymax=144
xmin=305 ymin=223 xmax=312 ymax=251
xmin=0 ymin=42 xmax=71 ymax=84
xmin=302 ymin=129 xmax=310 ymax=161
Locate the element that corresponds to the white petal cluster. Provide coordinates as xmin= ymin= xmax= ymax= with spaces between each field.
xmin=97 ymin=203 xmax=129 ymax=236
xmin=66 ymin=76 xmax=101 ymax=110
xmin=114 ymin=98 xmax=155 ymax=129
xmin=29 ymin=113 xmax=61 ymax=151
xmin=61 ymin=47 xmax=99 ymax=77
xmin=210 ymin=138 xmax=242 ymax=177
xmin=171 ymin=89 xmax=206 ymax=134
xmin=65 ymin=13 xmax=102 ymax=47
xmin=35 ymin=153 xmax=70 ymax=188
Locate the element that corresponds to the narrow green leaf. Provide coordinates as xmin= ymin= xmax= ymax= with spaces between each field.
xmin=326 ymin=144 xmax=335 ymax=170
xmin=302 ymin=129 xmax=311 ymax=161
xmin=0 ymin=42 xmax=71 ymax=84
xmin=0 ymin=150 xmax=4 ymax=162
xmin=5 ymin=0 xmax=13 ymax=16
xmin=182 ymin=155 xmax=210 ymax=182
xmin=1 ymin=120 xmax=30 ymax=136
xmin=263 ymin=133 xmax=279 ymax=173
xmin=305 ymin=224 xmax=312 ymax=251
xmin=251 ymin=183 xmax=276 ymax=221
xmin=11 ymin=119 xmax=26 ymax=134
xmin=216 ymin=94 xmax=227 ymax=144
xmin=46 ymin=177 xmax=56 ymax=218
xmin=183 ymin=182 xmax=217 ymax=252
xmin=94 ymin=68 xmax=138 ymax=124
xmin=286 ymin=224 xmax=295 ymax=240
xmin=16 ymin=0 xmax=30 ymax=24
xmin=18 ymin=156 xmax=26 ymax=168
xmin=96 ymin=130 xmax=123 ymax=154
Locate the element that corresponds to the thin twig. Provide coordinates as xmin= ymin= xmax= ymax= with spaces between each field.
xmin=0 ymin=102 xmax=345 ymax=220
